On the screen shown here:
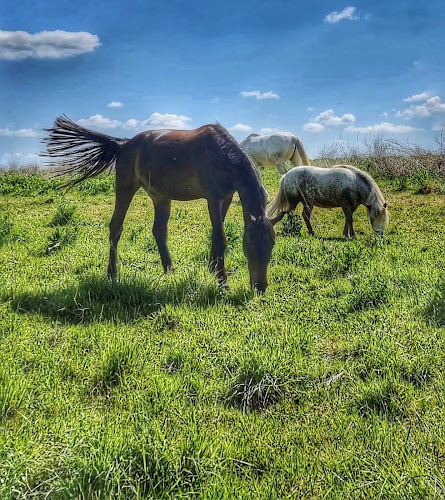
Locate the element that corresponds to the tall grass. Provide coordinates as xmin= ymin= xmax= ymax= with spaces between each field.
xmin=0 ymin=150 xmax=445 ymax=498
xmin=314 ymin=131 xmax=445 ymax=194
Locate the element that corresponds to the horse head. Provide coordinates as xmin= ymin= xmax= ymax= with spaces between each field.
xmin=243 ymin=213 xmax=275 ymax=293
xmin=366 ymin=202 xmax=389 ymax=236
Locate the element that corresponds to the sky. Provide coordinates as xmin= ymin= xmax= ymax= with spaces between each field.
xmin=1 ymin=0 xmax=445 ymax=165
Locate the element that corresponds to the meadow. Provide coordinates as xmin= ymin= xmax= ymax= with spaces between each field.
xmin=1 ymin=157 xmax=445 ymax=498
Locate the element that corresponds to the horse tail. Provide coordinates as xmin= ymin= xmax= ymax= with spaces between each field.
xmin=267 ymin=174 xmax=291 ymax=219
xmin=291 ymin=136 xmax=311 ymax=166
xmin=41 ymin=115 xmax=129 ymax=188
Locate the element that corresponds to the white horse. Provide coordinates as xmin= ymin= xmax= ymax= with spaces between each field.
xmin=240 ymin=132 xmax=310 ymax=175
xmin=267 ymin=165 xmax=389 ymax=237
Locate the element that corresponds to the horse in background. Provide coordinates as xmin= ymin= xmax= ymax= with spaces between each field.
xmin=42 ymin=116 xmax=275 ymax=293
xmin=240 ymin=132 xmax=310 ymax=175
xmin=267 ymin=165 xmax=389 ymax=237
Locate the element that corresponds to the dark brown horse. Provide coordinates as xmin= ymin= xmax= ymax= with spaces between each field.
xmin=42 ymin=116 xmax=275 ymax=292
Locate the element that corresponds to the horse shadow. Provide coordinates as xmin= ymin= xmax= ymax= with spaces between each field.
xmin=10 ymin=273 xmax=253 ymax=325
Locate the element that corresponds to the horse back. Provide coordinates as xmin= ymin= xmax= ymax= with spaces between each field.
xmin=119 ymin=126 xmax=248 ymax=201
xmin=284 ymin=166 xmax=361 ymax=208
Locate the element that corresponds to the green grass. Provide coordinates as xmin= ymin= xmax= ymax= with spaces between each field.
xmin=1 ymin=168 xmax=445 ymax=498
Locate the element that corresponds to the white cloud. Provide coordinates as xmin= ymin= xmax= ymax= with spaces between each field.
xmin=313 ymin=109 xmax=356 ymax=126
xmin=75 ymin=112 xmax=192 ymax=132
xmin=107 ymin=101 xmax=123 ymax=108
xmin=396 ymin=96 xmax=445 ymax=120
xmin=0 ymin=127 xmax=40 ymax=137
xmin=346 ymin=122 xmax=419 ymax=133
xmin=0 ymin=29 xmax=100 ymax=60
xmin=240 ymin=90 xmax=280 ymax=100
xmin=324 ymin=6 xmax=357 ymax=23
xmin=403 ymin=92 xmax=430 ymax=103
xmin=414 ymin=60 xmax=425 ymax=71
xmin=123 ymin=113 xmax=192 ymax=130
xmin=0 ymin=152 xmax=42 ymax=166
xmin=259 ymin=127 xmax=279 ymax=134
xmin=78 ymin=114 xmax=122 ymax=129
xmin=303 ymin=123 xmax=325 ymax=132
xmin=228 ymin=123 xmax=252 ymax=133
xmin=122 ymin=119 xmax=139 ymax=129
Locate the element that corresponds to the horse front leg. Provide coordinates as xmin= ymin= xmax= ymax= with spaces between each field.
xmin=108 ymin=182 xmax=138 ymax=279
xmin=207 ymin=198 xmax=228 ymax=287
xmin=152 ymin=198 xmax=173 ymax=272
xmin=341 ymin=205 xmax=355 ymax=238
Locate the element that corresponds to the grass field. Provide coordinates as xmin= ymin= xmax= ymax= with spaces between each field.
xmin=1 ymin=165 xmax=445 ymax=498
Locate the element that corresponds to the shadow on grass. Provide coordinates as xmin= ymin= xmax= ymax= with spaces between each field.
xmin=10 ymin=274 xmax=253 ymax=325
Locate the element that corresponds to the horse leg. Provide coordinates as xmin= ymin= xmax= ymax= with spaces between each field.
xmin=341 ymin=205 xmax=355 ymax=238
xmin=207 ymin=198 xmax=228 ymax=286
xmin=302 ymin=203 xmax=314 ymax=235
xmin=209 ymin=194 xmax=233 ymax=273
xmin=152 ymin=198 xmax=173 ymax=273
xmin=108 ymin=182 xmax=138 ymax=279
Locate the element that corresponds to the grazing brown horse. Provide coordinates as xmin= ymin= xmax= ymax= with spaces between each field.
xmin=42 ymin=116 xmax=275 ymax=292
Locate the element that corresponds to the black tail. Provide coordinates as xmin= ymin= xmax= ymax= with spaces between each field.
xmin=41 ymin=115 xmax=129 ymax=188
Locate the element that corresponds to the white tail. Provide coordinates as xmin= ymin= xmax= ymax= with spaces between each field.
xmin=267 ymin=176 xmax=291 ymax=219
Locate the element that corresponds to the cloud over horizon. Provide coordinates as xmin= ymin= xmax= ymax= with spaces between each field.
xmin=240 ymin=90 xmax=280 ymax=100
xmin=0 ymin=127 xmax=40 ymax=137
xmin=403 ymin=92 xmax=430 ymax=103
xmin=229 ymin=123 xmax=252 ymax=133
xmin=0 ymin=29 xmax=100 ymax=60
xmin=304 ymin=109 xmax=356 ymax=132
xmin=78 ymin=114 xmax=122 ymax=129
xmin=346 ymin=122 xmax=419 ymax=133
xmin=76 ymin=112 xmax=193 ymax=131
xmin=396 ymin=96 xmax=445 ymax=120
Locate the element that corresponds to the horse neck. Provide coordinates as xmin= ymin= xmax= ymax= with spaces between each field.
xmin=356 ymin=173 xmax=377 ymax=206
xmin=236 ymin=174 xmax=267 ymax=220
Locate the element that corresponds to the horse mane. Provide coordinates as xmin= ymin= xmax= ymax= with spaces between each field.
xmin=334 ymin=164 xmax=389 ymax=225
xmin=210 ymin=123 xmax=268 ymax=206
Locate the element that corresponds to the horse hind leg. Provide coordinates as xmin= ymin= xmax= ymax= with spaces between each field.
xmin=152 ymin=198 xmax=173 ymax=273
xmin=108 ymin=180 xmax=139 ymax=279
xmin=302 ymin=203 xmax=314 ymax=235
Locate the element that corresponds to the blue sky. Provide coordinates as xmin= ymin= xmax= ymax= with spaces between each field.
xmin=1 ymin=0 xmax=445 ymax=165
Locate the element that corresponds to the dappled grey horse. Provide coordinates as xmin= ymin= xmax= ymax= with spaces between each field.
xmin=267 ymin=165 xmax=389 ymax=237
